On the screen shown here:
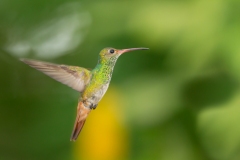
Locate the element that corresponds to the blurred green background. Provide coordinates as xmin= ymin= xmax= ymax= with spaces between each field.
xmin=1 ymin=0 xmax=240 ymax=160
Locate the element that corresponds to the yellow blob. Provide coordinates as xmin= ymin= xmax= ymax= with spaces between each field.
xmin=73 ymin=87 xmax=128 ymax=160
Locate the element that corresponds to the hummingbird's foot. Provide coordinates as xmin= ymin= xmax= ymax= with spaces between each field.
xmin=82 ymin=100 xmax=98 ymax=110
xmin=90 ymin=104 xmax=98 ymax=110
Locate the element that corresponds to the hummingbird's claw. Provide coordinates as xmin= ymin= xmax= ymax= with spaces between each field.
xmin=90 ymin=104 xmax=98 ymax=110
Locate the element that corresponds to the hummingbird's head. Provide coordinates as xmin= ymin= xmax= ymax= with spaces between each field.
xmin=99 ymin=47 xmax=149 ymax=63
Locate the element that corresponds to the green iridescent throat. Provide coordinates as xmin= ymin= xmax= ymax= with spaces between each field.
xmin=92 ymin=56 xmax=118 ymax=84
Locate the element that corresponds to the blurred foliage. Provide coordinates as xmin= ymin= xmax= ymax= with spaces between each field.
xmin=1 ymin=0 xmax=240 ymax=160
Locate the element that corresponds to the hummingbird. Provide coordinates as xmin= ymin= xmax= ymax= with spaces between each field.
xmin=20 ymin=47 xmax=148 ymax=141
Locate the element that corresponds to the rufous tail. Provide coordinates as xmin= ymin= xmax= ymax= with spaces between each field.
xmin=70 ymin=101 xmax=91 ymax=141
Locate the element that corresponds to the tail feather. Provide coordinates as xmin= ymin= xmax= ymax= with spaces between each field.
xmin=70 ymin=101 xmax=91 ymax=141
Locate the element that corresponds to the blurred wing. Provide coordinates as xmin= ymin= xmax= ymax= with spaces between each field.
xmin=20 ymin=58 xmax=92 ymax=92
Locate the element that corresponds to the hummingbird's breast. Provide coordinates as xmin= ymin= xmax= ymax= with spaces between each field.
xmin=81 ymin=80 xmax=110 ymax=108
xmin=90 ymin=83 xmax=109 ymax=102
xmin=81 ymin=71 xmax=112 ymax=107
xmin=81 ymin=59 xmax=116 ymax=108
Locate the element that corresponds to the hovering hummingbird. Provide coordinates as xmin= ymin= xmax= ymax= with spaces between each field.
xmin=20 ymin=47 xmax=148 ymax=141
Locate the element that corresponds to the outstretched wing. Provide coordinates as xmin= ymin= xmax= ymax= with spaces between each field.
xmin=20 ymin=58 xmax=92 ymax=92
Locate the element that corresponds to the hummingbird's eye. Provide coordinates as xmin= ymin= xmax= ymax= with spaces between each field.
xmin=109 ymin=49 xmax=115 ymax=54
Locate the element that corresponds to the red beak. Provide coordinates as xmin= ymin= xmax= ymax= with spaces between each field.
xmin=118 ymin=48 xmax=149 ymax=54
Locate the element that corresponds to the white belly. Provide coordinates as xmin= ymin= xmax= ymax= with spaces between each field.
xmin=84 ymin=83 xmax=109 ymax=107
xmin=92 ymin=83 xmax=109 ymax=103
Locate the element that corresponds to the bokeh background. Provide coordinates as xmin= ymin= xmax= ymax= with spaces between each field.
xmin=1 ymin=0 xmax=240 ymax=160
